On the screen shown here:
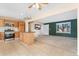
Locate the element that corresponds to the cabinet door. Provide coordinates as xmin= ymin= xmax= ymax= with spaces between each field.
xmin=0 ymin=32 xmax=4 ymax=40
xmin=14 ymin=21 xmax=19 ymax=27
xmin=0 ymin=20 xmax=4 ymax=27
xmin=15 ymin=32 xmax=19 ymax=38
xmin=19 ymin=21 xmax=25 ymax=32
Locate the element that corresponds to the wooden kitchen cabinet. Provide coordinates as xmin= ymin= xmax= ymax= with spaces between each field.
xmin=15 ymin=21 xmax=25 ymax=38
xmin=0 ymin=20 xmax=4 ymax=27
xmin=15 ymin=32 xmax=19 ymax=38
xmin=0 ymin=32 xmax=4 ymax=40
xmin=19 ymin=21 xmax=25 ymax=32
xmin=5 ymin=20 xmax=19 ymax=27
xmin=0 ymin=20 xmax=4 ymax=40
xmin=13 ymin=21 xmax=19 ymax=27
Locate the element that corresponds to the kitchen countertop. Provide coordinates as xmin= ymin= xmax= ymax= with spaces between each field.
xmin=21 ymin=32 xmax=35 ymax=33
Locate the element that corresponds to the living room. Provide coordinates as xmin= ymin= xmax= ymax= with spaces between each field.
xmin=0 ymin=3 xmax=78 ymax=56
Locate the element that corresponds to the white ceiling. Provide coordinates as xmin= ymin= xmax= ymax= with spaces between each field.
xmin=0 ymin=3 xmax=29 ymax=19
xmin=0 ymin=3 xmax=51 ymax=19
xmin=0 ymin=3 xmax=78 ymax=21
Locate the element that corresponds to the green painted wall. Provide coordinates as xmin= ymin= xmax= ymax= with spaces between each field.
xmin=44 ymin=19 xmax=77 ymax=37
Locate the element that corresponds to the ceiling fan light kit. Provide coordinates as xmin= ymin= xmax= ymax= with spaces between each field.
xmin=28 ymin=3 xmax=48 ymax=10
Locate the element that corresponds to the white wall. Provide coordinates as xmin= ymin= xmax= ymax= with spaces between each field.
xmin=24 ymin=9 xmax=77 ymax=37
xmin=38 ymin=9 xmax=77 ymax=23
xmin=40 ymin=24 xmax=49 ymax=35
xmin=28 ymin=21 xmax=49 ymax=37
xmin=30 ymin=22 xmax=42 ymax=37
xmin=30 ymin=9 xmax=77 ymax=37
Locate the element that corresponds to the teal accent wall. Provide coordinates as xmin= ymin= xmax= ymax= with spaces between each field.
xmin=44 ymin=19 xmax=77 ymax=37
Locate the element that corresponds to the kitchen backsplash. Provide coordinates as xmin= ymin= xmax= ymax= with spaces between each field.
xmin=0 ymin=27 xmax=19 ymax=32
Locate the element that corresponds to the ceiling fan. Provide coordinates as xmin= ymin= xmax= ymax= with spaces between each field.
xmin=28 ymin=3 xmax=48 ymax=10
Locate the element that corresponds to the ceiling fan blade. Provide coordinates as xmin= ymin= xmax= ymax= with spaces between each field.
xmin=28 ymin=3 xmax=35 ymax=8
xmin=38 ymin=4 xmax=42 ymax=10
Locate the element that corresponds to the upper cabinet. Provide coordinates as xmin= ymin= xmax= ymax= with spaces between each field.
xmin=4 ymin=20 xmax=19 ymax=27
xmin=0 ymin=19 xmax=25 ymax=32
xmin=13 ymin=21 xmax=19 ymax=27
xmin=0 ymin=20 xmax=4 ymax=27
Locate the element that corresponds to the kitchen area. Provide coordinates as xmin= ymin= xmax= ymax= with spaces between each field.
xmin=0 ymin=17 xmax=35 ymax=45
xmin=0 ymin=18 xmax=24 ymax=40
xmin=4 ymin=20 xmax=18 ymax=40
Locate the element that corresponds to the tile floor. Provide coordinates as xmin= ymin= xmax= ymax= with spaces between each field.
xmin=0 ymin=36 xmax=77 ymax=56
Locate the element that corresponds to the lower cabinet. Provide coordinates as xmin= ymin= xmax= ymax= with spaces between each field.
xmin=15 ymin=32 xmax=19 ymax=38
xmin=0 ymin=32 xmax=4 ymax=40
xmin=19 ymin=21 xmax=25 ymax=32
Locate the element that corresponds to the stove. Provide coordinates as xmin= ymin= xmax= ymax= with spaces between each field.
xmin=5 ymin=33 xmax=15 ymax=39
xmin=4 ymin=22 xmax=15 ymax=40
xmin=4 ymin=29 xmax=15 ymax=40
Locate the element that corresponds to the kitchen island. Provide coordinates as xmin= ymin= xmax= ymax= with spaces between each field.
xmin=20 ymin=32 xmax=35 ymax=45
